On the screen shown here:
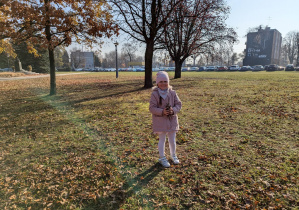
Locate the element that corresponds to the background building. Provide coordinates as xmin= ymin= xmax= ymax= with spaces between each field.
xmin=243 ymin=26 xmax=282 ymax=66
xmin=71 ymin=51 xmax=94 ymax=70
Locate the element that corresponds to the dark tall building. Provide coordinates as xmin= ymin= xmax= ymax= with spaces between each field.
xmin=243 ymin=27 xmax=282 ymax=66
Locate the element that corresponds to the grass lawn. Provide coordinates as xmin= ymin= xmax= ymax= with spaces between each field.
xmin=0 ymin=71 xmax=298 ymax=209
xmin=0 ymin=72 xmax=27 ymax=77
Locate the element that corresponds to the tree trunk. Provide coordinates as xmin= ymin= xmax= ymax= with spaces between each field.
xmin=174 ymin=60 xmax=182 ymax=79
xmin=288 ymin=55 xmax=294 ymax=64
xmin=45 ymin=21 xmax=56 ymax=95
xmin=144 ymin=41 xmax=154 ymax=88
xmin=49 ymin=47 xmax=56 ymax=95
xmin=14 ymin=57 xmax=22 ymax=72
xmin=44 ymin=0 xmax=56 ymax=95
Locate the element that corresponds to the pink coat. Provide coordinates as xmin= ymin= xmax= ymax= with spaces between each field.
xmin=149 ymin=87 xmax=182 ymax=133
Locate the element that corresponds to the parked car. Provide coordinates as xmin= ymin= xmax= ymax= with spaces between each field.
xmin=217 ymin=66 xmax=228 ymax=71
xmin=239 ymin=66 xmax=252 ymax=71
xmin=136 ymin=68 xmax=145 ymax=72
xmin=189 ymin=67 xmax=198 ymax=71
xmin=206 ymin=66 xmax=216 ymax=71
xmin=159 ymin=67 xmax=168 ymax=71
xmin=104 ymin=68 xmax=116 ymax=72
xmin=229 ymin=65 xmax=240 ymax=71
xmin=253 ymin=65 xmax=264 ymax=71
xmin=127 ymin=68 xmax=136 ymax=72
xmin=182 ymin=67 xmax=190 ymax=71
xmin=295 ymin=66 xmax=299 ymax=71
xmin=285 ymin=64 xmax=295 ymax=71
xmin=0 ymin=68 xmax=13 ymax=72
xmin=267 ymin=64 xmax=278 ymax=71
xmin=93 ymin=67 xmax=101 ymax=72
xmin=152 ymin=68 xmax=160 ymax=72
xmin=264 ymin=65 xmax=269 ymax=70
xmin=198 ymin=66 xmax=206 ymax=71
xmin=278 ymin=66 xmax=284 ymax=71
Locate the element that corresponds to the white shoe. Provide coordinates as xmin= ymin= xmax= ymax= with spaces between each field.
xmin=159 ymin=156 xmax=170 ymax=168
xmin=171 ymin=155 xmax=180 ymax=164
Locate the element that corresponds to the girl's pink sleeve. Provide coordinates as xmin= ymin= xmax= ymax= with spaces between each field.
xmin=149 ymin=93 xmax=163 ymax=116
xmin=172 ymin=92 xmax=182 ymax=114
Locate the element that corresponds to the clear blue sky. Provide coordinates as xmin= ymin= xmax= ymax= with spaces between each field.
xmin=226 ymin=0 xmax=299 ymax=54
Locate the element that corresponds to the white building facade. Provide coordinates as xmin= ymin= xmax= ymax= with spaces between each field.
xmin=71 ymin=51 xmax=94 ymax=70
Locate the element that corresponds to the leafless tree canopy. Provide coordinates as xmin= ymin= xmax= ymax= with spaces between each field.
xmin=121 ymin=43 xmax=138 ymax=62
xmin=111 ymin=0 xmax=184 ymax=87
xmin=111 ymin=0 xmax=177 ymax=44
xmin=283 ymin=31 xmax=298 ymax=64
xmin=157 ymin=0 xmax=236 ymax=78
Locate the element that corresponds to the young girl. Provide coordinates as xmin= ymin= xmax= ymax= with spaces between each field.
xmin=149 ymin=71 xmax=182 ymax=167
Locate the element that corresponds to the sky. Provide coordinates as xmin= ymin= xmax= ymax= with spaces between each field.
xmin=67 ymin=0 xmax=299 ymax=57
xmin=226 ymin=0 xmax=299 ymax=54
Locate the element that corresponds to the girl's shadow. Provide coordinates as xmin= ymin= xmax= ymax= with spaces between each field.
xmin=98 ymin=163 xmax=163 ymax=209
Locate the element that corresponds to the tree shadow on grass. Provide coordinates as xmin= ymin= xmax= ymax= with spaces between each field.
xmin=96 ymin=163 xmax=163 ymax=209
xmin=71 ymin=86 xmax=147 ymax=106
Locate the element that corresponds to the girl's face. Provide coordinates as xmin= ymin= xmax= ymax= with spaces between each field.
xmin=158 ymin=81 xmax=168 ymax=90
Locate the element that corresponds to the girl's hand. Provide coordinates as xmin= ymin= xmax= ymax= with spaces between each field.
xmin=163 ymin=107 xmax=174 ymax=116
xmin=163 ymin=108 xmax=170 ymax=116
xmin=169 ymin=107 xmax=174 ymax=115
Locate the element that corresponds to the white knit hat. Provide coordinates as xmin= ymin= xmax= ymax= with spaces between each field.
xmin=156 ymin=71 xmax=169 ymax=84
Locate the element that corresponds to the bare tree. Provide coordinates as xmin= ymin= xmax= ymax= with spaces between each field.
xmin=104 ymin=51 xmax=116 ymax=68
xmin=296 ymin=32 xmax=299 ymax=66
xmin=223 ymin=45 xmax=234 ymax=66
xmin=284 ymin=31 xmax=298 ymax=64
xmin=70 ymin=48 xmax=85 ymax=69
xmin=101 ymin=58 xmax=108 ymax=68
xmin=157 ymin=0 xmax=236 ymax=78
xmin=197 ymin=54 xmax=206 ymax=66
xmin=280 ymin=42 xmax=289 ymax=66
xmin=211 ymin=44 xmax=232 ymax=66
xmin=119 ymin=51 xmax=129 ymax=68
xmin=237 ymin=50 xmax=245 ymax=64
xmin=121 ymin=43 xmax=137 ymax=63
xmin=135 ymin=55 xmax=144 ymax=62
xmin=111 ymin=0 xmax=182 ymax=88
xmin=231 ymin=52 xmax=238 ymax=66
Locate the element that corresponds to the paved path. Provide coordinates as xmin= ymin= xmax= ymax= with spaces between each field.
xmin=0 ymin=72 xmax=90 ymax=81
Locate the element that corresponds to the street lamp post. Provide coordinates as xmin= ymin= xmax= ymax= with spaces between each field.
xmin=114 ymin=42 xmax=119 ymax=78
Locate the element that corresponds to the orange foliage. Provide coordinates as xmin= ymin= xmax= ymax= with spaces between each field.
xmin=1 ymin=0 xmax=119 ymax=94
xmin=0 ymin=0 xmax=119 ymax=50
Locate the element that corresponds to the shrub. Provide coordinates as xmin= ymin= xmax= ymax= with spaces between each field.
xmin=27 ymin=65 xmax=32 ymax=71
